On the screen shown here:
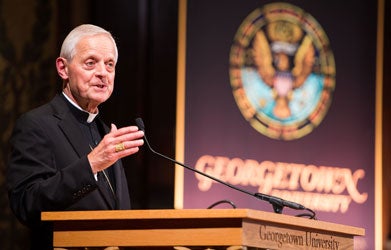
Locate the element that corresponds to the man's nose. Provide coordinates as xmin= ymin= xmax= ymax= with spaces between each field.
xmin=95 ymin=62 xmax=109 ymax=77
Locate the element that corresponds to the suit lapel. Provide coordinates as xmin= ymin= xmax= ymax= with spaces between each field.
xmin=51 ymin=95 xmax=90 ymax=157
xmin=51 ymin=95 xmax=117 ymax=209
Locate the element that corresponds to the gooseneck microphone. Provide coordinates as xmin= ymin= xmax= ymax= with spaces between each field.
xmin=135 ymin=118 xmax=316 ymax=219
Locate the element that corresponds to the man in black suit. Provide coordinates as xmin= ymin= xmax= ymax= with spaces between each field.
xmin=6 ymin=24 xmax=144 ymax=249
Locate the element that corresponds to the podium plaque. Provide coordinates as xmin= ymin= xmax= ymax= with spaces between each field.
xmin=41 ymin=209 xmax=365 ymax=249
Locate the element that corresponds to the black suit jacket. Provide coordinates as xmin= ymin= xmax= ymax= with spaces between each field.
xmin=7 ymin=94 xmax=131 ymax=249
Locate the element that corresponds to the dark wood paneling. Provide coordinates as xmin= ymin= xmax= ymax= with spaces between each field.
xmin=89 ymin=0 xmax=178 ymax=209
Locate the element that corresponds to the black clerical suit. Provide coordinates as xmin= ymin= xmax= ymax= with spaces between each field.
xmin=7 ymin=94 xmax=131 ymax=249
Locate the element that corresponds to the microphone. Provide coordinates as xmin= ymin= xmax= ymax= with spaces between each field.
xmin=135 ymin=117 xmax=316 ymax=219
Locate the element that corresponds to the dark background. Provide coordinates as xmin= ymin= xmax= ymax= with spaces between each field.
xmin=58 ymin=0 xmax=179 ymax=210
xmin=0 ymin=0 xmax=389 ymax=249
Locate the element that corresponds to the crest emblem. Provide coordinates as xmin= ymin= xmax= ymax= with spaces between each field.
xmin=229 ymin=3 xmax=335 ymax=140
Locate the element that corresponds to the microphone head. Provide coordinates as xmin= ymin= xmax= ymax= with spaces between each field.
xmin=135 ymin=118 xmax=145 ymax=131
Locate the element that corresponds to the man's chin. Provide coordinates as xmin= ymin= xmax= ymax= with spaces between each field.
xmin=85 ymin=96 xmax=111 ymax=110
xmin=91 ymin=92 xmax=112 ymax=103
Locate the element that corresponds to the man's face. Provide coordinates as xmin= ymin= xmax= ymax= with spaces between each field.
xmin=62 ymin=34 xmax=116 ymax=112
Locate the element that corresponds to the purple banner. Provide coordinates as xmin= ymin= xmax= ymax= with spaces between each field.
xmin=180 ymin=1 xmax=378 ymax=249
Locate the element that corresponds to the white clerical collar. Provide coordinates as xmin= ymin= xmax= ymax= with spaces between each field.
xmin=62 ymin=92 xmax=99 ymax=123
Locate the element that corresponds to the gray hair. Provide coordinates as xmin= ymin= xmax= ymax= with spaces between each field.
xmin=60 ymin=24 xmax=118 ymax=62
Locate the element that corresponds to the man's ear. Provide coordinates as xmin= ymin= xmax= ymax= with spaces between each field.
xmin=56 ymin=57 xmax=69 ymax=80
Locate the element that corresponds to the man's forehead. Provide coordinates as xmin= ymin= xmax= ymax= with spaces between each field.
xmin=75 ymin=35 xmax=116 ymax=58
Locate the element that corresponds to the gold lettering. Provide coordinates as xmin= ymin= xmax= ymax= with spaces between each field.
xmin=300 ymin=165 xmax=319 ymax=191
xmin=213 ymin=156 xmax=229 ymax=182
xmin=225 ymin=158 xmax=244 ymax=185
xmin=273 ymin=162 xmax=290 ymax=189
xmin=229 ymin=68 xmax=242 ymax=87
xmin=258 ymin=161 xmax=275 ymax=193
xmin=272 ymin=190 xmax=352 ymax=213
xmin=194 ymin=155 xmax=214 ymax=191
xmin=332 ymin=168 xmax=347 ymax=194
xmin=243 ymin=159 xmax=261 ymax=186
xmin=345 ymin=168 xmax=368 ymax=203
xmin=193 ymin=155 xmax=367 ymax=212
xmin=233 ymin=88 xmax=256 ymax=120
xmin=314 ymin=167 xmax=334 ymax=193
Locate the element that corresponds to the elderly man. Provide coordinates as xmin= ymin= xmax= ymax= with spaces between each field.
xmin=7 ymin=24 xmax=144 ymax=249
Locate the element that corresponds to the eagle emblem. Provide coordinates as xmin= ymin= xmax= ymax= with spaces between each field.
xmin=230 ymin=3 xmax=335 ymax=140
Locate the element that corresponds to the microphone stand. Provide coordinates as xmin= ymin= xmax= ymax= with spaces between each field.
xmin=135 ymin=118 xmax=316 ymax=219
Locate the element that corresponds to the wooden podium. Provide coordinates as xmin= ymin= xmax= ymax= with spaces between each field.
xmin=41 ymin=209 xmax=365 ymax=249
